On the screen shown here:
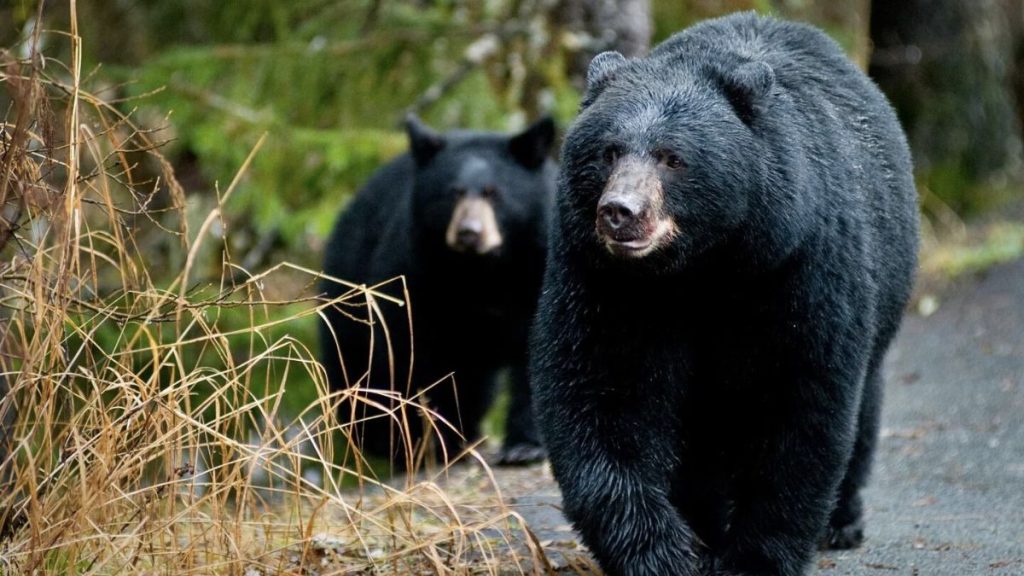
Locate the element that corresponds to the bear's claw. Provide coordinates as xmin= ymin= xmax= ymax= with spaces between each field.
xmin=820 ymin=519 xmax=865 ymax=550
xmin=495 ymin=443 xmax=547 ymax=466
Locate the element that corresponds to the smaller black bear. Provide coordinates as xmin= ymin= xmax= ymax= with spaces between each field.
xmin=320 ymin=114 xmax=556 ymax=467
xmin=532 ymin=12 xmax=918 ymax=576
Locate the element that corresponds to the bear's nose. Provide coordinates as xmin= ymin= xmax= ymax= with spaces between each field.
xmin=597 ymin=198 xmax=639 ymax=232
xmin=456 ymin=220 xmax=483 ymax=247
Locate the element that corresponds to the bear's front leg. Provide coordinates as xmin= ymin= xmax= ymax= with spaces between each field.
xmin=553 ymin=440 xmax=708 ymax=576
xmin=531 ymin=270 xmax=711 ymax=575
xmin=716 ymin=370 xmax=861 ymax=576
xmin=539 ymin=383 xmax=709 ymax=576
xmin=497 ymin=363 xmax=547 ymax=465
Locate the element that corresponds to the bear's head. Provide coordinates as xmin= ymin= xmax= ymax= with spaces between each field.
xmin=404 ymin=114 xmax=556 ymax=259
xmin=559 ymin=50 xmax=800 ymax=273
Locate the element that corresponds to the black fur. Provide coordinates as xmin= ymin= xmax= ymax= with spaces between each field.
xmin=531 ymin=13 xmax=919 ymax=575
xmin=320 ymin=116 xmax=556 ymax=468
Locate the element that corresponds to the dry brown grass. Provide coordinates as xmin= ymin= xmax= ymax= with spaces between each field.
xmin=0 ymin=2 xmax=547 ymax=574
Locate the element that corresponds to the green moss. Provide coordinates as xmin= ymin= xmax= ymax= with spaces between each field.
xmin=919 ymin=161 xmax=1020 ymax=216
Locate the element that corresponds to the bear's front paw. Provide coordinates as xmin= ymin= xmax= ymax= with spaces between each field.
xmin=495 ymin=442 xmax=547 ymax=466
xmin=819 ymin=519 xmax=865 ymax=550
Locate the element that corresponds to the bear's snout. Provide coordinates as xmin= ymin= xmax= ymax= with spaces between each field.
xmin=595 ymin=156 xmax=676 ymax=258
xmin=597 ymin=194 xmax=649 ymax=241
xmin=454 ymin=220 xmax=483 ymax=248
xmin=446 ymin=196 xmax=503 ymax=255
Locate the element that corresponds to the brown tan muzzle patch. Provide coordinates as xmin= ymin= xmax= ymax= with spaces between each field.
xmin=596 ymin=155 xmax=678 ymax=258
xmin=446 ymin=197 xmax=503 ymax=254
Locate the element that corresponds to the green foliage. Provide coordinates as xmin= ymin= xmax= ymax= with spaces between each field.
xmin=924 ymin=223 xmax=1024 ymax=279
xmin=84 ymin=1 xmax=573 ymax=269
xmin=26 ymin=0 xmax=1014 ymax=446
xmin=73 ymin=0 xmax=882 ymax=275
xmin=921 ymin=160 xmax=1021 ymax=216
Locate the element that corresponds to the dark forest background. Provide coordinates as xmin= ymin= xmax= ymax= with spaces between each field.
xmin=4 ymin=0 xmax=1022 ymax=268
xmin=2 ymin=0 xmax=1023 ymax=415
xmin=0 ymin=5 xmax=1022 ymax=570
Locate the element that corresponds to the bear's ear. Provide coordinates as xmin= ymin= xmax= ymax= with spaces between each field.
xmin=509 ymin=115 xmax=556 ymax=169
xmin=405 ymin=113 xmax=445 ymax=166
xmin=720 ymin=61 xmax=775 ymax=125
xmin=582 ymin=51 xmax=627 ymax=109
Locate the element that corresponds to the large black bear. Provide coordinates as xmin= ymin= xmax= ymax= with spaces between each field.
xmin=531 ymin=13 xmax=918 ymax=576
xmin=321 ymin=115 xmax=556 ymax=468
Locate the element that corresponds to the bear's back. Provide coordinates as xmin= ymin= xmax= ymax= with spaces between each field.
xmin=322 ymin=153 xmax=415 ymax=290
xmin=653 ymin=14 xmax=879 ymax=114
xmin=647 ymin=12 xmax=917 ymax=339
xmin=654 ymin=14 xmax=913 ymax=190
xmin=653 ymin=13 xmax=852 ymax=78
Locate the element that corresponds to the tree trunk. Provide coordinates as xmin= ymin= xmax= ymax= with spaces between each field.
xmin=556 ymin=0 xmax=652 ymax=85
xmin=870 ymin=0 xmax=1024 ymax=211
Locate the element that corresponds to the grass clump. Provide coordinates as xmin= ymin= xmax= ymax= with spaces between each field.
xmin=0 ymin=3 xmax=545 ymax=574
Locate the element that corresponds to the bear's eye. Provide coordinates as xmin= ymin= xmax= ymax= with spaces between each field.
xmin=601 ymin=145 xmax=620 ymax=165
xmin=482 ymin=185 xmax=499 ymax=199
xmin=654 ymin=149 xmax=685 ymax=170
xmin=452 ymin=186 xmax=468 ymax=198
